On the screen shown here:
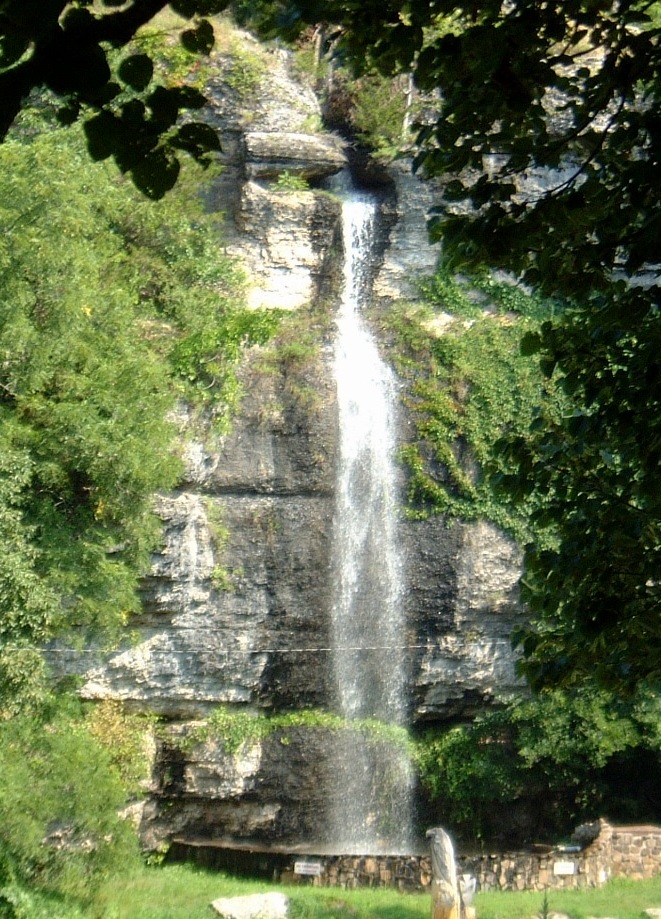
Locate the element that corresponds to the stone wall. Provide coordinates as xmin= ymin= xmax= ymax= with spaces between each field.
xmin=460 ymin=820 xmax=661 ymax=891
xmin=324 ymin=823 xmax=661 ymax=891
xmin=608 ymin=823 xmax=661 ymax=881
xmin=290 ymin=854 xmax=432 ymax=891
xmin=172 ymin=821 xmax=661 ymax=892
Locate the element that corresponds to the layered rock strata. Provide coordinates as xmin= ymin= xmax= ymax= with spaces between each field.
xmin=52 ymin=32 xmax=526 ymax=853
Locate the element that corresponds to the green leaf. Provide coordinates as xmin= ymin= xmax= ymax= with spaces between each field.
xmin=0 ymin=32 xmax=30 ymax=68
xmin=173 ymin=86 xmax=207 ymax=110
xmin=56 ymin=100 xmax=81 ymax=126
xmin=130 ymin=148 xmax=181 ymax=199
xmin=171 ymin=122 xmax=221 ymax=162
xmin=147 ymin=86 xmax=180 ymax=129
xmin=118 ymin=54 xmax=154 ymax=92
xmin=181 ymin=19 xmax=215 ymax=55
xmin=520 ymin=331 xmax=542 ymax=356
xmin=83 ymin=111 xmax=116 ymax=161
xmin=169 ymin=0 xmax=229 ymax=15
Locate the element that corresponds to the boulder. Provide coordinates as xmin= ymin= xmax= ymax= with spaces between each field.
xmin=211 ymin=893 xmax=290 ymax=919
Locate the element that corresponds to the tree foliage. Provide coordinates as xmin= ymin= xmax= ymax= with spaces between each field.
xmin=0 ymin=700 xmax=139 ymax=911
xmin=0 ymin=109 xmax=279 ymax=903
xmin=0 ymin=119 xmax=274 ymax=715
xmin=0 ymin=129 xmax=174 ymax=711
xmin=416 ymin=687 xmax=661 ymax=845
xmin=0 ymin=0 xmax=234 ymax=197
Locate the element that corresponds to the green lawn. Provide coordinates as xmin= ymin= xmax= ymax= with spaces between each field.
xmin=476 ymin=877 xmax=661 ymax=919
xmin=88 ymin=866 xmax=661 ymax=919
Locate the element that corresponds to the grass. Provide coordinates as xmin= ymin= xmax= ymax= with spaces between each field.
xmin=477 ymin=877 xmax=661 ymax=919
xmin=91 ymin=865 xmax=430 ymax=919
xmin=91 ymin=865 xmax=271 ymax=918
xmin=88 ymin=866 xmax=661 ymax=919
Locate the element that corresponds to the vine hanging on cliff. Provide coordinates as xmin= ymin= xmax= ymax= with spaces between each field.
xmin=382 ymin=269 xmax=560 ymax=541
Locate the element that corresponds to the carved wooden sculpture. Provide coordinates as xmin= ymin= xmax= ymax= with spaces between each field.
xmin=427 ymin=828 xmax=476 ymax=919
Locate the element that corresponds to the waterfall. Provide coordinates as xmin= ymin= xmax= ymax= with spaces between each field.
xmin=327 ymin=178 xmax=414 ymax=854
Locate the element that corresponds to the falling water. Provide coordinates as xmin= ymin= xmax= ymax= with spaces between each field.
xmin=327 ymin=178 xmax=414 ymax=854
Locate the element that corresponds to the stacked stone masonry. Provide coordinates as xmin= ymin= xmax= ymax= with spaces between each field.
xmin=272 ymin=822 xmax=661 ymax=892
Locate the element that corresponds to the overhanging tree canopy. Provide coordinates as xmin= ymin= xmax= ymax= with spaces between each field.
xmin=0 ymin=0 xmax=232 ymax=196
xmin=255 ymin=0 xmax=661 ymax=693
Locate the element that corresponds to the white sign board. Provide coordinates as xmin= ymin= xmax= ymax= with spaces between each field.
xmin=294 ymin=861 xmax=323 ymax=877
xmin=553 ymin=861 xmax=576 ymax=876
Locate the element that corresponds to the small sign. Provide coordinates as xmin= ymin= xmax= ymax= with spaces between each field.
xmin=294 ymin=860 xmax=323 ymax=877
xmin=553 ymin=861 xmax=576 ymax=876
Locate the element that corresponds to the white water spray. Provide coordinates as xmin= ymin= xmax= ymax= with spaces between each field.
xmin=328 ymin=179 xmax=414 ymax=853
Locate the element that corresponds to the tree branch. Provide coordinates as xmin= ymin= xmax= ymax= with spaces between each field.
xmin=0 ymin=0 xmax=172 ymax=139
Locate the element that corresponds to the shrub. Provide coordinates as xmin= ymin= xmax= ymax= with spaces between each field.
xmin=0 ymin=706 xmax=140 ymax=904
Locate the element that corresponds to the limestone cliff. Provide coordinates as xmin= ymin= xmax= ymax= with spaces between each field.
xmin=53 ymin=25 xmax=526 ymax=852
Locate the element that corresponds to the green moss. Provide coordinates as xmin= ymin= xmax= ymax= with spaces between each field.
xmin=223 ymin=40 xmax=267 ymax=99
xmin=184 ymin=707 xmax=413 ymax=758
xmin=253 ymin=307 xmax=332 ymax=416
xmin=130 ymin=24 xmax=212 ymax=89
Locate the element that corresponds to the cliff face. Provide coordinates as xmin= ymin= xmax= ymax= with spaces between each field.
xmin=61 ymin=29 xmax=526 ymax=851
